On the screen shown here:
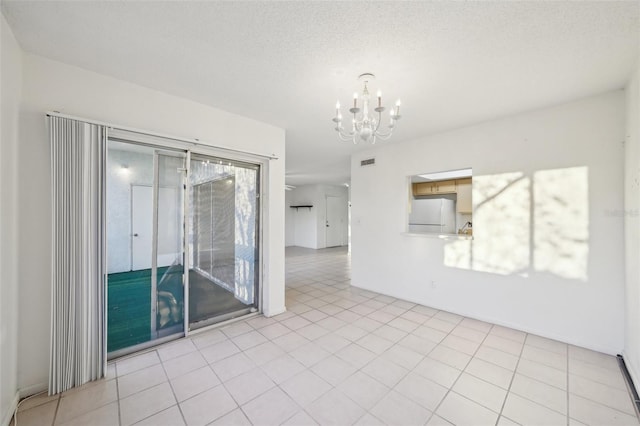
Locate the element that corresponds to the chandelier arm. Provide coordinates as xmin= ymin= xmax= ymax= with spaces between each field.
xmin=372 ymin=111 xmax=394 ymax=140
xmin=374 ymin=110 xmax=383 ymax=134
xmin=337 ymin=129 xmax=355 ymax=142
xmin=374 ymin=130 xmax=394 ymax=140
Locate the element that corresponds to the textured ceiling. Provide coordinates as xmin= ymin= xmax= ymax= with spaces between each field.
xmin=3 ymin=1 xmax=639 ymax=185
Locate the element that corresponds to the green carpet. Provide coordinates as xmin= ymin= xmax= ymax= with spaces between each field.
xmin=107 ymin=267 xmax=169 ymax=353
xmin=107 ymin=266 xmax=253 ymax=353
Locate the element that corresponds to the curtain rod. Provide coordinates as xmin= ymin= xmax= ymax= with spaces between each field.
xmin=46 ymin=111 xmax=279 ymax=160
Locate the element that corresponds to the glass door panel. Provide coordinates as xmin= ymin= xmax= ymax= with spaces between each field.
xmin=188 ymin=156 xmax=259 ymax=329
xmin=154 ymin=152 xmax=186 ymax=338
xmin=106 ymin=140 xmax=186 ymax=357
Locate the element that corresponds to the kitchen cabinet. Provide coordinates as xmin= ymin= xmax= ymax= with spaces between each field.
xmin=456 ymin=178 xmax=472 ymax=213
xmin=435 ymin=180 xmax=457 ymax=194
xmin=413 ymin=179 xmax=458 ymax=196
xmin=413 ymin=182 xmax=434 ymax=196
xmin=412 ymin=178 xmax=473 ymax=213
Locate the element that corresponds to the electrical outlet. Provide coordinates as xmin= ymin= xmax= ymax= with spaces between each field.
xmin=430 ymin=280 xmax=436 ymax=289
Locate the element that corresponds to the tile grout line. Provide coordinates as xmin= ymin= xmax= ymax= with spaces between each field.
xmin=498 ymin=341 xmax=631 ymax=422
xmin=290 ymin=260 xmax=511 ymax=424
xmin=206 ymin=326 xmax=300 ymax=425
xmin=290 ymin=250 xmax=580 ymax=425
xmin=422 ymin=314 xmax=493 ymax=425
xmin=273 ymin=260 xmax=359 ymax=423
xmin=280 ymin=272 xmax=415 ymax=425
xmin=115 ymin=362 xmax=122 ymax=426
xmin=50 ymin=394 xmax=62 ymax=426
xmin=211 ymin=359 xmax=255 ymax=424
xmin=566 ymin=345 xmax=570 ymax=426
xmin=286 ymin=298 xmax=391 ymax=424
xmin=342 ymin=311 xmax=435 ymax=426
xmin=156 ymin=349 xmax=189 ymax=426
xmin=567 ymin=345 xmax=571 ymax=426
xmin=462 ymin=330 xmax=598 ymax=419
xmin=495 ymin=330 xmax=528 ymax=426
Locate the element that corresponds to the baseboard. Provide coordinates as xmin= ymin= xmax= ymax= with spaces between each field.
xmin=0 ymin=383 xmax=48 ymax=426
xmin=617 ymin=354 xmax=640 ymax=419
xmin=1 ymin=392 xmax=19 ymax=426
xmin=263 ymin=306 xmax=286 ymax=318
xmin=18 ymin=383 xmax=47 ymax=399
xmin=623 ymin=350 xmax=640 ymax=398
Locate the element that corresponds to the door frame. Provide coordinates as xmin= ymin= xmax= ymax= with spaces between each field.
xmin=325 ymin=195 xmax=347 ymax=248
xmin=186 ymin=153 xmax=262 ymax=331
xmin=186 ymin=149 xmax=265 ymax=327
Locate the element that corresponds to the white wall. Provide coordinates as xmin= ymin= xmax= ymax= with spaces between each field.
xmin=287 ymin=184 xmax=349 ymax=249
xmin=624 ymin=61 xmax=640 ymax=384
xmin=351 ymin=91 xmax=626 ymax=354
xmin=289 ymin=185 xmax=319 ymax=248
xmin=0 ymin=12 xmax=22 ymax=426
xmin=16 ymin=53 xmax=286 ymax=393
xmin=285 ymin=190 xmax=295 ymax=247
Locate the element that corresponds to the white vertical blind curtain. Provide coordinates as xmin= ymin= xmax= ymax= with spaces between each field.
xmin=48 ymin=116 xmax=107 ymax=394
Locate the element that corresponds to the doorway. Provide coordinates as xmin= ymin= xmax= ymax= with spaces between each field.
xmin=131 ymin=186 xmax=180 ymax=270
xmin=326 ymin=195 xmax=348 ymax=247
xmin=106 ymin=140 xmax=261 ymax=357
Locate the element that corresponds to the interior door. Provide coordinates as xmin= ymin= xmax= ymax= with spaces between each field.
xmin=131 ymin=185 xmax=153 ymax=270
xmin=326 ymin=195 xmax=346 ymax=247
xmin=132 ymin=186 xmax=179 ymax=270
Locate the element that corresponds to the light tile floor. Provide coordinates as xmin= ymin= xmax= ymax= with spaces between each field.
xmin=12 ymin=246 xmax=640 ymax=426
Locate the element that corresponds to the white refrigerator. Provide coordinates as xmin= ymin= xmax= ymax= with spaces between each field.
xmin=408 ymin=198 xmax=456 ymax=234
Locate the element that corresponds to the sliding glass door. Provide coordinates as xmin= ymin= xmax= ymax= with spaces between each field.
xmin=106 ymin=140 xmax=261 ymax=356
xmin=188 ymin=156 xmax=260 ymax=329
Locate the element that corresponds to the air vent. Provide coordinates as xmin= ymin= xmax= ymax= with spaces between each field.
xmin=360 ymin=158 xmax=375 ymax=167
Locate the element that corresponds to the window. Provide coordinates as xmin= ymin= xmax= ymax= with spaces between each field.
xmin=408 ymin=168 xmax=473 ymax=235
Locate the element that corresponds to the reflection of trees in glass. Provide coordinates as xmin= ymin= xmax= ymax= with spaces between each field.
xmin=188 ymin=158 xmax=257 ymax=304
xmin=234 ymin=168 xmax=256 ymax=304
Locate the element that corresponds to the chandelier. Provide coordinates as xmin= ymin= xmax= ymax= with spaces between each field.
xmin=332 ymin=73 xmax=401 ymax=144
